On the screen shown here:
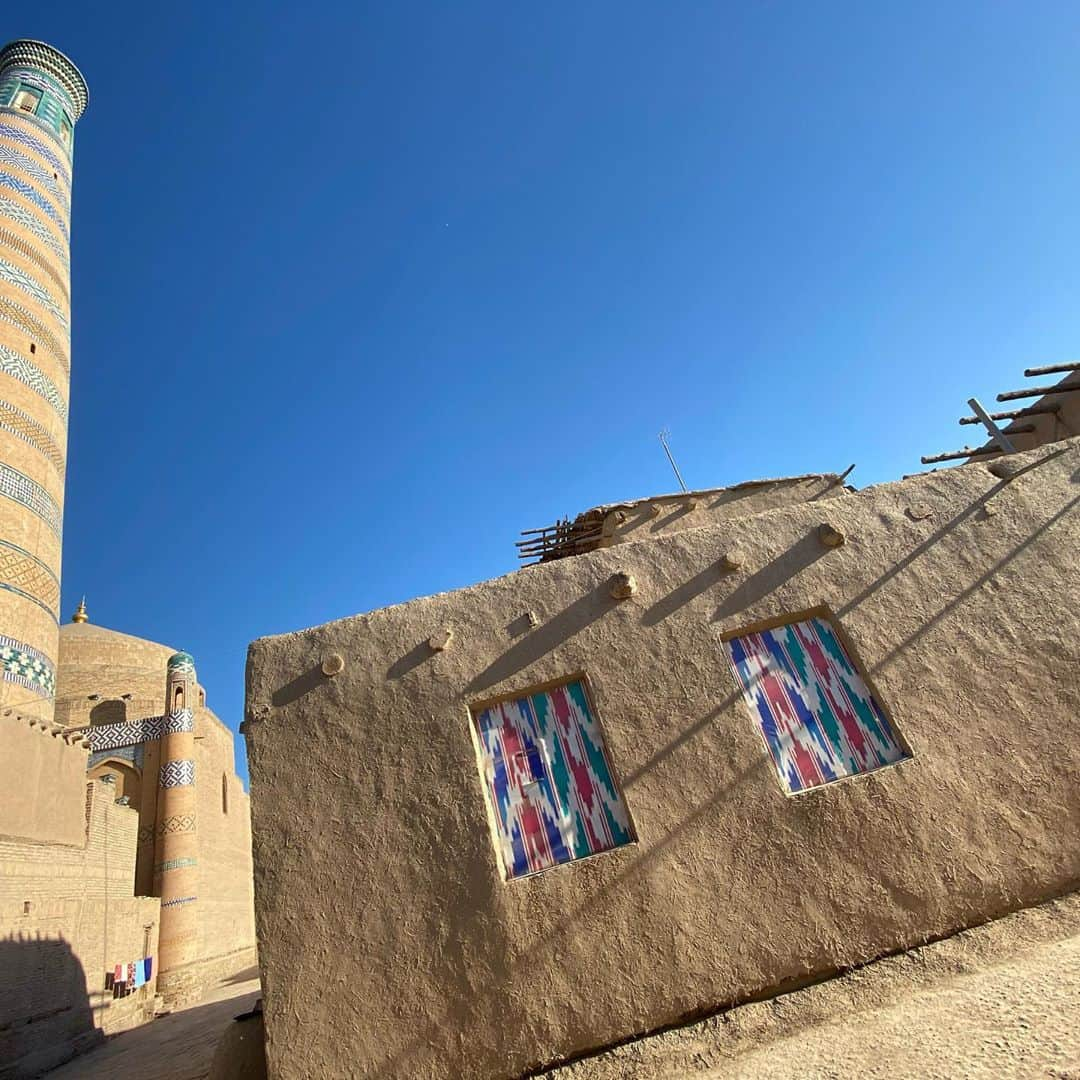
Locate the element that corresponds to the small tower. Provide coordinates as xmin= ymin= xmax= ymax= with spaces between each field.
xmin=0 ymin=41 xmax=88 ymax=721
xmin=153 ymin=651 xmax=201 ymax=1004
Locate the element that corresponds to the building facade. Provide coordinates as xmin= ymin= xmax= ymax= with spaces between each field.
xmin=0 ymin=40 xmax=88 ymax=723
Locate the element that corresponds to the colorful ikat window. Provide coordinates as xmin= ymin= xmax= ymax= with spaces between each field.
xmin=472 ymin=679 xmax=635 ymax=880
xmin=725 ymin=614 xmax=909 ymax=794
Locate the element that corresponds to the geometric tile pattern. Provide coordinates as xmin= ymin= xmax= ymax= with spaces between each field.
xmin=0 ymin=290 xmax=71 ymax=369
xmin=0 ymin=460 xmax=62 ymax=538
xmin=159 ymin=759 xmax=195 ymax=788
xmin=725 ymin=615 xmax=910 ymax=795
xmin=0 ymin=121 xmax=70 ymax=185
xmin=0 ymin=536 xmax=59 ymax=618
xmin=0 ymin=193 xmax=68 ymax=268
xmin=82 ymin=708 xmax=194 ymax=752
xmin=89 ymin=742 xmax=144 ymax=770
xmin=158 ymin=813 xmax=196 ymax=835
xmin=472 ymin=678 xmax=634 ymax=880
xmin=161 ymin=895 xmax=197 ymax=909
xmin=0 ymin=341 xmax=68 ymax=423
xmin=0 ymin=170 xmax=68 ymax=239
xmin=0 ymin=228 xmax=70 ymax=306
xmin=155 ymin=857 xmax=197 ymax=873
xmin=0 ymin=256 xmax=67 ymax=331
xmin=0 ymin=632 xmax=55 ymax=697
xmin=0 ymin=144 xmax=67 ymax=212
xmin=0 ymin=399 xmax=65 ymax=478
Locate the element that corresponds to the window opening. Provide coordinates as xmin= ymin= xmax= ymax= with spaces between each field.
xmin=12 ymin=87 xmax=41 ymax=114
xmin=724 ymin=611 xmax=909 ymax=795
xmin=471 ymin=677 xmax=634 ymax=880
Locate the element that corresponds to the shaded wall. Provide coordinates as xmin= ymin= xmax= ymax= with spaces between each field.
xmin=0 ymin=776 xmax=160 ymax=1077
xmin=246 ymin=437 xmax=1080 ymax=1080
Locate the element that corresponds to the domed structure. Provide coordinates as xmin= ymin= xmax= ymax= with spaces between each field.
xmin=167 ymin=650 xmax=195 ymax=673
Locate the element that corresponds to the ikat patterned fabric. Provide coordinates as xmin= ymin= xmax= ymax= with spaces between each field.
xmin=473 ymin=679 xmax=633 ymax=880
xmin=725 ymin=615 xmax=908 ymax=794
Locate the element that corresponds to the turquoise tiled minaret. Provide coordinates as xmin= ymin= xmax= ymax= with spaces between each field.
xmin=0 ymin=41 xmax=87 ymax=721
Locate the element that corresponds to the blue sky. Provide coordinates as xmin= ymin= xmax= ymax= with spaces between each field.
xmin=17 ymin=4 xmax=1080 ymax=782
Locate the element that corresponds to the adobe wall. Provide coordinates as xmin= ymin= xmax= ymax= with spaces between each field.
xmin=0 ymin=717 xmax=86 ymax=845
xmin=0 ymin=779 xmax=161 ymax=1078
xmin=244 ymin=437 xmax=1080 ymax=1080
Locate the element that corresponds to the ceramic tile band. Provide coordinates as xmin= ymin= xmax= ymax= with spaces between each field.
xmin=159 ymin=759 xmax=195 ymax=788
xmin=0 ymin=399 xmax=65 ymax=479
xmin=0 ymin=460 xmax=62 ymax=538
xmin=0 ymin=231 xmax=69 ymax=312
xmin=0 ymin=256 xmax=67 ymax=332
xmin=160 ymin=895 xmax=197 ymax=909
xmin=156 ymin=857 xmax=197 ymax=873
xmin=0 ymin=193 xmax=68 ymax=268
xmin=0 ymin=341 xmax=67 ymax=423
xmin=0 ymin=144 xmax=68 ymax=214
xmin=0 ymin=170 xmax=67 ymax=241
xmin=0 ymin=119 xmax=70 ymax=186
xmin=158 ymin=813 xmax=196 ymax=835
xmin=0 ymin=536 xmax=59 ymax=619
xmin=0 ymin=632 xmax=55 ymax=697
xmin=83 ymin=708 xmax=194 ymax=752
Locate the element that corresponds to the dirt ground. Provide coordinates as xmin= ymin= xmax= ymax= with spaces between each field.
xmin=44 ymin=967 xmax=260 ymax=1080
xmin=543 ymin=892 xmax=1080 ymax=1080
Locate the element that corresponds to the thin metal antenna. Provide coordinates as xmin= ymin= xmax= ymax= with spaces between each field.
xmin=658 ymin=429 xmax=688 ymax=493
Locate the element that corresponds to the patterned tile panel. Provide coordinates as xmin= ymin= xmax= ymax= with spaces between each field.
xmin=0 ymin=399 xmax=65 ymax=478
xmin=0 ymin=120 xmax=70 ymax=186
xmin=0 ymin=171 xmax=67 ymax=240
xmin=0 ymin=536 xmax=59 ymax=619
xmin=473 ymin=679 xmax=634 ymax=880
xmin=0 ymin=231 xmax=69 ymax=309
xmin=89 ymin=743 xmax=144 ymax=771
xmin=725 ymin=615 xmax=909 ymax=795
xmin=158 ymin=813 xmax=196 ymax=835
xmin=0 ymin=341 xmax=67 ymax=423
xmin=0 ymin=144 xmax=67 ymax=213
xmin=156 ymin=857 xmax=197 ymax=873
xmin=0 ymin=632 xmax=55 ymax=697
xmin=0 ymin=194 xmax=68 ymax=268
xmin=0 ymin=257 xmax=67 ymax=332
xmin=159 ymin=759 xmax=195 ymax=788
xmin=83 ymin=708 xmax=194 ymax=752
xmin=0 ymin=460 xmax=62 ymax=538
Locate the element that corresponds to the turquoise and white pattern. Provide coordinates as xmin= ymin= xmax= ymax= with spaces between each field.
xmin=0 ymin=632 xmax=54 ymax=697
xmin=0 ymin=341 xmax=68 ymax=423
xmin=0 ymin=143 xmax=68 ymax=212
xmin=0 ymin=256 xmax=67 ymax=331
xmin=0 ymin=122 xmax=70 ymax=186
xmin=0 ymin=460 xmax=61 ymax=538
xmin=0 ymin=192 xmax=69 ymax=267
xmin=0 ymin=170 xmax=67 ymax=240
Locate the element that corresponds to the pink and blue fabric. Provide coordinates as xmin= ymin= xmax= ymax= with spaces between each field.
xmin=725 ymin=616 xmax=908 ymax=794
xmin=474 ymin=680 xmax=634 ymax=880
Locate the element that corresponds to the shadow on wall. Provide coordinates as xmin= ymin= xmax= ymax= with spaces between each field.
xmin=0 ymin=934 xmax=102 ymax=1079
xmin=89 ymin=699 xmax=127 ymax=726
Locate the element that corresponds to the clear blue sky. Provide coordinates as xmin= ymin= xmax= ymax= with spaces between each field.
xmin=17 ymin=4 xmax=1080 ymax=783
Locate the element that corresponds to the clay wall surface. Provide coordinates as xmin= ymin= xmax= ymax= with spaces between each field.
xmin=246 ymin=437 xmax=1080 ymax=1080
xmin=0 ymin=716 xmax=85 ymax=845
xmin=0 ymin=780 xmax=160 ymax=1078
xmin=588 ymin=473 xmax=846 ymax=546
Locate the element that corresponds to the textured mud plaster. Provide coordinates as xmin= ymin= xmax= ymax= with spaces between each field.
xmin=244 ymin=439 xmax=1080 ymax=1080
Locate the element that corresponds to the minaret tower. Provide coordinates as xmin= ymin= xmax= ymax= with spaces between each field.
xmin=153 ymin=651 xmax=201 ymax=1004
xmin=0 ymin=41 xmax=87 ymax=721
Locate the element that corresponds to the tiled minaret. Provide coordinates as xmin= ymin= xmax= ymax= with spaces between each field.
xmin=0 ymin=41 xmax=87 ymax=721
xmin=153 ymin=651 xmax=201 ymax=1004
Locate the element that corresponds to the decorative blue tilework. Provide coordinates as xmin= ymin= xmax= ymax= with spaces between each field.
xmin=0 ymin=461 xmax=61 ymax=538
xmin=0 ymin=170 xmax=67 ymax=240
xmin=0 ymin=193 xmax=68 ymax=267
xmin=159 ymin=759 xmax=195 ymax=788
xmin=0 ymin=342 xmax=68 ymax=424
xmin=0 ymin=257 xmax=67 ymax=331
xmin=0 ymin=535 xmax=59 ymax=619
xmin=0 ymin=632 xmax=54 ymax=697
xmin=90 ymin=742 xmax=145 ymax=771
xmin=82 ymin=708 xmax=194 ymax=752
xmin=0 ymin=144 xmax=67 ymax=212
xmin=0 ymin=121 xmax=70 ymax=186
